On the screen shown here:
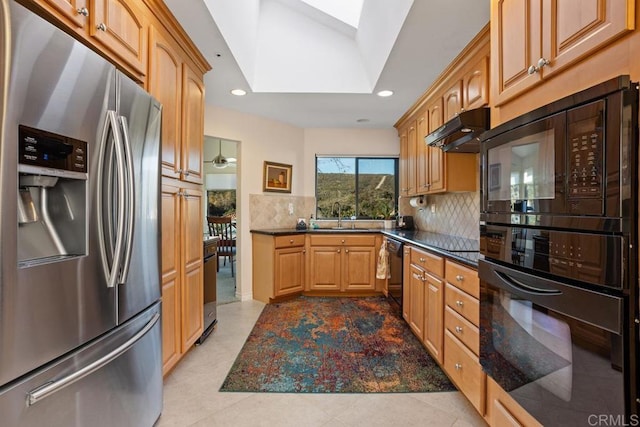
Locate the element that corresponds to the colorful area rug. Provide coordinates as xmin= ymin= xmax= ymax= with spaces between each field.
xmin=220 ymin=296 xmax=455 ymax=393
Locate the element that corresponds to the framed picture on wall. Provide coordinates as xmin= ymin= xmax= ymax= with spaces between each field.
xmin=263 ymin=161 xmax=292 ymax=193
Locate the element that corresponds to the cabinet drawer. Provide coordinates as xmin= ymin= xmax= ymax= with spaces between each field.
xmin=309 ymin=234 xmax=376 ymax=247
xmin=445 ymin=261 xmax=479 ymax=298
xmin=444 ymin=330 xmax=485 ymax=414
xmin=274 ymin=234 xmax=305 ymax=248
xmin=410 ymin=248 xmax=443 ymax=277
xmin=445 ymin=283 xmax=479 ymax=326
xmin=203 ymin=243 xmax=217 ymax=258
xmin=444 ymin=306 xmax=479 ymax=356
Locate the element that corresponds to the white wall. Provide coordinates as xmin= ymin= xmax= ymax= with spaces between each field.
xmin=204 ymin=105 xmax=399 ymax=300
xmin=203 ymin=105 xmax=305 ymax=300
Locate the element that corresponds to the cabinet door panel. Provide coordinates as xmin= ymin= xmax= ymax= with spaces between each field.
xmin=181 ymin=263 xmax=203 ymax=352
xmin=428 ymin=147 xmax=445 ymax=193
xmin=463 ymin=56 xmax=489 ymax=110
xmin=160 ymin=182 xmax=180 ymax=374
xmin=398 ymin=128 xmax=409 ymax=197
xmin=38 ymin=0 xmax=88 ymax=28
xmin=406 ymin=122 xmax=417 ymax=196
xmin=275 ymin=248 xmax=305 ymax=296
xmin=542 ymin=0 xmax=635 ymax=78
xmin=443 ymin=81 xmax=463 ymax=121
xmin=91 ymin=0 xmax=146 ymax=75
xmin=408 ymin=265 xmax=425 ymax=340
xmin=343 ymin=247 xmax=376 ymax=290
xmin=149 ymin=29 xmax=182 ymax=179
xmin=182 ymin=188 xmax=203 ymax=270
xmin=309 ymin=247 xmax=341 ymax=290
xmin=181 ymin=64 xmax=205 ymax=184
xmin=416 ymin=113 xmax=429 ymax=193
xmin=491 ymin=0 xmax=542 ymax=105
xmin=427 ymin=98 xmax=444 ymax=133
xmin=424 ymin=275 xmax=443 ymax=364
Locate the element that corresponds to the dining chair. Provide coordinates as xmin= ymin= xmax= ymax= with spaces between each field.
xmin=207 ymin=216 xmax=236 ymax=277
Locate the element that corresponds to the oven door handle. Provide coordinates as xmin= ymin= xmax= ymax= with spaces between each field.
xmin=495 ymin=271 xmax=562 ymax=296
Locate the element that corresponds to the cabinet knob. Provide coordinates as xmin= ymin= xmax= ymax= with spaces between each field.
xmin=77 ymin=7 xmax=89 ymax=16
xmin=419 ymin=257 xmax=426 ymax=262
xmin=456 ymin=275 xmax=464 ymax=282
xmin=341 ymin=239 xmax=345 ymax=243
xmin=289 ymin=239 xmax=294 ymax=243
xmin=455 ymin=363 xmax=462 ymax=371
xmin=177 ymin=168 xmax=183 ymax=174
xmin=337 ymin=249 xmax=341 ymax=253
xmin=303 ymin=249 xmax=306 ymax=254
xmin=455 ymin=300 xmax=464 ymax=307
xmin=97 ymin=23 xmax=107 ymax=32
xmin=537 ymin=57 xmax=550 ymax=68
xmin=345 ymin=249 xmax=349 ymax=253
xmin=184 ymin=171 xmax=190 ymax=176
xmin=455 ymin=326 xmax=463 ymax=333
xmin=527 ymin=64 xmax=539 ymax=75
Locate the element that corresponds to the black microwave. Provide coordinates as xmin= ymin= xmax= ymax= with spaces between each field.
xmin=479 ymin=75 xmax=638 ymax=234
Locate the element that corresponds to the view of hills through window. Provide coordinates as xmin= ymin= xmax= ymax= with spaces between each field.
xmin=316 ymin=157 xmax=397 ymax=220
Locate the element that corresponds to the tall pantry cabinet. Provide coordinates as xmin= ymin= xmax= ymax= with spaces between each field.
xmin=146 ymin=5 xmax=209 ymax=375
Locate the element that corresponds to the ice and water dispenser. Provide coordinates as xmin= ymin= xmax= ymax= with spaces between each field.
xmin=17 ymin=125 xmax=87 ymax=266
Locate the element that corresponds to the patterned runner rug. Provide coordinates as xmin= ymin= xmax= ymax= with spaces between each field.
xmin=220 ymin=296 xmax=455 ymax=393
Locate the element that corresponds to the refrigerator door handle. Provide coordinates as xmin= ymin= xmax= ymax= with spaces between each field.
xmin=117 ymin=116 xmax=135 ymax=285
xmin=26 ymin=312 xmax=160 ymax=406
xmin=96 ymin=110 xmax=127 ymax=288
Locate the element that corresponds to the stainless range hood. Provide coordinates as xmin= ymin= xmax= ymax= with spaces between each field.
xmin=425 ymin=107 xmax=489 ymax=153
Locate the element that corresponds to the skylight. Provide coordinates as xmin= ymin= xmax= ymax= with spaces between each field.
xmin=300 ymin=0 xmax=364 ymax=28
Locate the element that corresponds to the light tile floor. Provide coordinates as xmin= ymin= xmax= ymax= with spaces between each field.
xmin=157 ymin=299 xmax=488 ymax=427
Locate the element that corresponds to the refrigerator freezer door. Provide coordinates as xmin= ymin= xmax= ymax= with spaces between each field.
xmin=0 ymin=0 xmax=117 ymax=386
xmin=0 ymin=303 xmax=162 ymax=427
xmin=116 ymin=73 xmax=162 ymax=324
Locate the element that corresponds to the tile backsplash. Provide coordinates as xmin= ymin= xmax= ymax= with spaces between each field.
xmin=402 ymin=192 xmax=480 ymax=240
xmin=249 ymin=194 xmax=316 ymax=229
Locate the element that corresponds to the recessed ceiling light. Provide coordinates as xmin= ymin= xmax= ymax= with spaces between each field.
xmin=231 ymin=89 xmax=247 ymax=96
xmin=356 ymin=118 xmax=369 ymax=123
xmin=376 ymin=90 xmax=393 ymax=97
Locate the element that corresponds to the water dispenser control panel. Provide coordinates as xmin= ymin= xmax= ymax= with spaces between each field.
xmin=19 ymin=125 xmax=87 ymax=173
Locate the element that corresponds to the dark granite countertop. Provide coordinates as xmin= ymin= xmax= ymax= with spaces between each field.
xmin=250 ymin=228 xmax=480 ymax=268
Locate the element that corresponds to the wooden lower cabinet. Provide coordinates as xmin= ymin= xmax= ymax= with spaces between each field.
xmin=444 ymin=330 xmax=486 ymax=413
xmin=423 ymin=273 xmax=444 ymax=364
xmin=161 ymin=180 xmax=203 ymax=375
xmin=252 ymin=233 xmax=305 ymax=303
xmin=307 ymin=234 xmax=380 ymax=293
xmin=485 ymin=376 xmax=543 ymax=427
xmin=408 ymin=264 xmax=425 ymax=339
xmin=406 ymin=246 xmax=444 ymax=364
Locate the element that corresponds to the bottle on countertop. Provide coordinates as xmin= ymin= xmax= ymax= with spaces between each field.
xmin=309 ymin=214 xmax=318 ymax=229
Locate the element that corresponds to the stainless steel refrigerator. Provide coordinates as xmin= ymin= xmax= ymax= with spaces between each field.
xmin=0 ymin=1 xmax=163 ymax=425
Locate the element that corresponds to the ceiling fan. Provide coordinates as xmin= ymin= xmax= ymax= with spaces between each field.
xmin=206 ymin=139 xmax=236 ymax=169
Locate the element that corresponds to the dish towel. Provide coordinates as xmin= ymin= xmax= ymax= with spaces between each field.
xmin=376 ymin=239 xmax=390 ymax=279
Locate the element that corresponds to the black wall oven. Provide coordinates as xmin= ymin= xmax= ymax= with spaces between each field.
xmin=479 ymin=76 xmax=638 ymax=425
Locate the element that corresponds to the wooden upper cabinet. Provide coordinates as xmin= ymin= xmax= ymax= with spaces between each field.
xmin=38 ymin=0 xmax=89 ymax=29
xmin=181 ymin=64 xmax=205 ymax=184
xmin=416 ymin=112 xmax=429 ymax=194
xmin=406 ymin=122 xmax=417 ymax=196
xmin=463 ymin=56 xmax=489 ymax=110
xmin=492 ymin=0 xmax=634 ymax=105
xmin=491 ymin=0 xmax=542 ymax=106
xmin=398 ymin=128 xmax=409 ymax=197
xmin=443 ymin=80 xmax=463 ymax=121
xmin=149 ymin=28 xmax=182 ymax=180
xmin=90 ymin=0 xmax=147 ymax=77
xmin=541 ymin=0 xmax=635 ymax=78
xmin=427 ymin=97 xmax=444 ymax=133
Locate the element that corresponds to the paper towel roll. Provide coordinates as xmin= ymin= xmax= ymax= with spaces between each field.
xmin=409 ymin=196 xmax=426 ymax=208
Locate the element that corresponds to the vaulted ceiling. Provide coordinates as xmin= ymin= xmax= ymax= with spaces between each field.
xmin=165 ymin=0 xmax=490 ymax=128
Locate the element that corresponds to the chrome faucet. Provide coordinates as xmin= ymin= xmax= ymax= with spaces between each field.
xmin=332 ymin=201 xmax=342 ymax=228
